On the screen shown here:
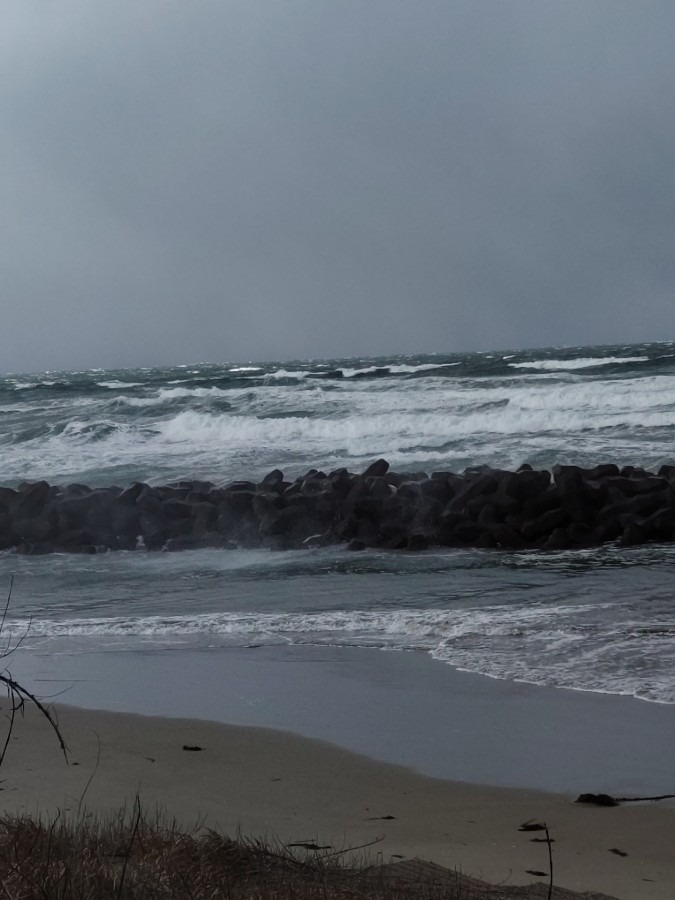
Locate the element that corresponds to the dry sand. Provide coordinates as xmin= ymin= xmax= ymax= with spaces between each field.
xmin=0 ymin=701 xmax=673 ymax=899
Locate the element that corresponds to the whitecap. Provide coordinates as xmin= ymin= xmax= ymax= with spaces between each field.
xmin=265 ymin=369 xmax=308 ymax=380
xmin=8 ymin=599 xmax=674 ymax=703
xmin=510 ymin=356 xmax=649 ymax=371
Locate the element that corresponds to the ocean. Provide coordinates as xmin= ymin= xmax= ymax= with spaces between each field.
xmin=1 ymin=341 xmax=675 ymax=705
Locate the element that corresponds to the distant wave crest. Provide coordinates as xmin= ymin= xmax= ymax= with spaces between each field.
xmin=510 ymin=356 xmax=649 ymax=371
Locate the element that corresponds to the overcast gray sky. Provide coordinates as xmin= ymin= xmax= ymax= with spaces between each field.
xmin=2 ymin=1 xmax=675 ymax=372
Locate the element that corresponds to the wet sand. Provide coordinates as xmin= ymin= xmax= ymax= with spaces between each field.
xmin=0 ymin=700 xmax=673 ymax=900
xmin=11 ymin=642 xmax=675 ymax=794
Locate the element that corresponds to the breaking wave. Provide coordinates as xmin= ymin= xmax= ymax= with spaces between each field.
xmin=509 ymin=356 xmax=650 ymax=371
xmin=9 ymin=599 xmax=675 ymax=704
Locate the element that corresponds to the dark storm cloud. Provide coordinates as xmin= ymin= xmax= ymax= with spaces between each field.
xmin=2 ymin=1 xmax=675 ymax=372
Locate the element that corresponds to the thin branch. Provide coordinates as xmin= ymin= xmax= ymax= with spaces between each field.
xmin=0 ymin=578 xmax=69 ymax=767
xmin=316 ymin=836 xmax=386 ymax=861
xmin=76 ymin=730 xmax=102 ymax=818
xmin=3 ymin=615 xmax=34 ymax=659
xmin=0 ymin=692 xmax=19 ymax=767
xmin=0 ymin=674 xmax=68 ymax=762
xmin=116 ymin=794 xmax=142 ymax=899
xmin=544 ymin=823 xmax=554 ymax=900
xmin=0 ymin=575 xmax=13 ymax=638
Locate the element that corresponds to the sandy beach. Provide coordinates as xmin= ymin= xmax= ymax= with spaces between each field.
xmin=0 ymin=695 xmax=672 ymax=899
xmin=11 ymin=643 xmax=675 ymax=795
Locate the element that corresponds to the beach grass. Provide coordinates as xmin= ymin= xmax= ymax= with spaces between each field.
xmin=0 ymin=804 xmax=617 ymax=899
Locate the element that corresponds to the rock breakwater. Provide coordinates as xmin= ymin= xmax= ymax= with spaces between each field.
xmin=2 ymin=459 xmax=675 ymax=555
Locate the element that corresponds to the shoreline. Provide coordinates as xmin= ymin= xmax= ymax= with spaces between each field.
xmin=11 ymin=643 xmax=675 ymax=795
xmin=8 ymin=641 xmax=675 ymax=896
xmin=1 ymin=700 xmax=673 ymax=899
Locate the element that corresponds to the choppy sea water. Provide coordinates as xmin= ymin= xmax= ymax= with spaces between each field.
xmin=1 ymin=342 xmax=675 ymax=704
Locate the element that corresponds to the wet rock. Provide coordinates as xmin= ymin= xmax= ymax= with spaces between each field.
xmin=522 ymin=484 xmax=562 ymax=518
xmin=520 ymin=507 xmax=570 ymax=541
xmin=619 ymin=522 xmax=647 ymax=546
xmin=164 ymin=533 xmax=235 ymax=551
xmin=453 ymin=521 xmax=484 ymax=544
xmin=346 ymin=538 xmax=366 ymax=551
xmin=499 ymin=469 xmax=550 ymax=503
xmin=12 ymin=511 xmax=58 ymax=544
xmin=544 ymin=527 xmax=571 ymax=550
xmin=224 ymin=480 xmax=257 ymax=494
xmin=3 ymin=461 xmax=675 ymax=554
xmin=418 ymin=479 xmax=453 ymax=503
xmin=161 ymin=500 xmax=194 ymax=519
xmin=604 ymin=475 xmax=667 ymax=497
xmin=406 ymin=533 xmax=430 ymax=551
xmin=490 ymin=524 xmax=525 ymax=549
xmin=363 ymin=458 xmax=390 ymax=478
xmin=0 ymin=487 xmax=19 ymax=507
xmin=583 ymin=463 xmax=620 ymax=480
xmin=119 ymin=482 xmax=146 ymax=504
xmin=446 ymin=474 xmax=498 ymax=513
xmin=64 ymin=483 xmax=92 ymax=497
xmin=260 ymin=468 xmax=285 ymax=489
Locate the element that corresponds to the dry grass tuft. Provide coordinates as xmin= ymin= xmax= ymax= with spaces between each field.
xmin=0 ymin=806 xmax=618 ymax=900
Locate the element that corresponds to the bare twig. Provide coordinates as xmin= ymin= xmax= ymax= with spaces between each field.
xmin=0 ymin=673 xmax=68 ymax=762
xmin=0 ymin=693 xmax=19 ymax=768
xmin=0 ymin=579 xmax=69 ymax=767
xmin=544 ymin=823 xmax=553 ymax=900
xmin=76 ymin=730 xmax=102 ymax=817
xmin=0 ymin=576 xmax=13 ymax=638
xmin=116 ymin=794 xmax=142 ymax=899
xmin=317 ymin=836 xmax=386 ymax=861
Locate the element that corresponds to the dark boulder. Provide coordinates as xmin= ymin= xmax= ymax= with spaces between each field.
xmin=453 ymin=521 xmax=484 ymax=544
xmin=597 ymin=492 xmax=666 ymax=524
xmin=0 ymin=487 xmax=18 ymax=507
xmin=363 ymin=458 xmax=390 ymax=478
xmin=260 ymin=469 xmax=285 ymax=491
xmin=418 ymin=479 xmax=453 ymax=503
xmin=12 ymin=511 xmax=58 ymax=544
xmin=346 ymin=539 xmax=366 ymax=551
xmin=543 ymin=527 xmax=571 ymax=550
xmin=367 ymin=477 xmax=393 ymax=501
xmin=499 ymin=469 xmax=550 ymax=503
xmin=406 ymin=533 xmax=430 ymax=551
xmin=4 ymin=461 xmax=675 ymax=554
xmin=604 ymin=475 xmax=667 ymax=497
xmin=164 ymin=533 xmax=235 ymax=551
xmin=446 ymin=474 xmax=499 ymax=513
xmin=583 ymin=464 xmax=620 ymax=480
xmin=119 ymin=482 xmax=146 ymax=504
xmin=520 ymin=507 xmax=570 ymax=541
xmin=161 ymin=500 xmax=194 ymax=520
xmin=224 ymin=480 xmax=257 ymax=494
xmin=490 ymin=524 xmax=525 ymax=549
xmin=522 ymin=485 xmax=563 ymax=518
xmin=619 ymin=522 xmax=647 ymax=546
